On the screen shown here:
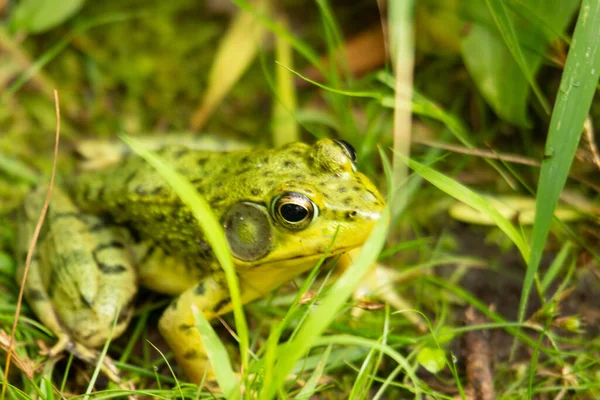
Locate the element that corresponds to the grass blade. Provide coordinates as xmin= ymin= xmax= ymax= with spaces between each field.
xmin=121 ymin=135 xmax=250 ymax=386
xmin=402 ymin=155 xmax=530 ymax=260
xmin=519 ymin=0 xmax=600 ymax=325
xmin=483 ymin=0 xmax=551 ymax=114
xmin=192 ymin=305 xmax=237 ymax=396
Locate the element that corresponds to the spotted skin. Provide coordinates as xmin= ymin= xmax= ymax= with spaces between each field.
xmin=19 ymin=139 xmax=385 ymax=387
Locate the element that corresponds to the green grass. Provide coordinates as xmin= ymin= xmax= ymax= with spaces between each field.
xmin=1 ymin=0 xmax=600 ymax=399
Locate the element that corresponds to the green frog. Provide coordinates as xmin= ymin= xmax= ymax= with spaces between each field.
xmin=17 ymin=138 xmax=386 ymax=384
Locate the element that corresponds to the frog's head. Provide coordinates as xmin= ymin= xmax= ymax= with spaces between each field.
xmin=221 ymin=139 xmax=386 ymax=269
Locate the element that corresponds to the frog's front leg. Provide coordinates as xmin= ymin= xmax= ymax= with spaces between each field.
xmin=18 ymin=186 xmax=137 ymax=382
xmin=159 ymin=269 xmax=278 ymax=384
xmin=158 ymin=272 xmax=235 ymax=384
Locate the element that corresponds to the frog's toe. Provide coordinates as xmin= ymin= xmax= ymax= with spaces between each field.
xmin=352 ymin=262 xmax=427 ymax=332
xmin=69 ymin=341 xmax=122 ymax=383
xmin=42 ymin=333 xmax=71 ymax=357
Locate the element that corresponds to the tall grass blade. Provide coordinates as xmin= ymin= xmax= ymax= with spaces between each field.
xmin=121 ymin=135 xmax=250 ymax=382
xmin=483 ymin=0 xmax=551 ymax=114
xmin=518 ymin=0 xmax=600 ymax=325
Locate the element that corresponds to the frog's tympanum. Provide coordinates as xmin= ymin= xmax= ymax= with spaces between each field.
xmin=17 ymin=138 xmax=385 ymax=384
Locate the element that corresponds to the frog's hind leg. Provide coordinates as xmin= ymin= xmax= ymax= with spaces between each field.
xmin=18 ymin=186 xmax=137 ymax=383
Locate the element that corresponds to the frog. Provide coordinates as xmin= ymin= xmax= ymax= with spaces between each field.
xmin=17 ymin=138 xmax=386 ymax=385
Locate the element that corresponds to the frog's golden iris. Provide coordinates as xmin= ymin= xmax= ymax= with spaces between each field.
xmin=17 ymin=138 xmax=385 ymax=385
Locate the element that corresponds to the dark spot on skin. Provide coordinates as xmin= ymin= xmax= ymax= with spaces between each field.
xmin=82 ymin=185 xmax=91 ymax=200
xmin=135 ymin=186 xmax=146 ymax=195
xmin=215 ymin=181 xmax=224 ymax=189
xmin=191 ymin=178 xmax=203 ymax=185
xmin=89 ymin=222 xmax=107 ymax=232
xmin=80 ymin=293 xmax=93 ymax=308
xmin=26 ymin=289 xmax=46 ymax=302
xmin=95 ymin=241 xmax=125 ymax=252
xmin=115 ymin=201 xmax=127 ymax=211
xmin=283 ymin=160 xmax=296 ymax=168
xmin=98 ymin=263 xmax=128 ymax=274
xmin=293 ymin=174 xmax=305 ymax=180
xmin=197 ymin=158 xmax=208 ymax=167
xmin=117 ymin=308 xmax=131 ymax=324
xmin=82 ymin=330 xmax=99 ymax=341
xmin=183 ymin=349 xmax=200 ymax=360
xmin=222 ymin=167 xmax=229 ymax=174
xmin=125 ymin=171 xmax=137 ymax=186
xmin=174 ymin=148 xmax=189 ymax=158
xmin=318 ymin=181 xmax=327 ymax=187
xmin=353 ymin=186 xmax=361 ymax=192
xmin=97 ymin=186 xmax=105 ymax=201
xmin=322 ymin=193 xmax=330 ymax=200
xmin=151 ymin=186 xmax=163 ymax=195
xmin=261 ymin=157 xmax=269 ymax=164
xmin=266 ymin=180 xmax=275 ymax=187
xmin=129 ymin=227 xmax=143 ymax=243
xmin=155 ymin=213 xmax=166 ymax=222
xmin=179 ymin=323 xmax=194 ymax=331
xmin=338 ymin=187 xmax=347 ymax=193
xmin=290 ymin=149 xmax=303 ymax=157
xmin=211 ymin=195 xmax=225 ymax=204
xmin=183 ymin=213 xmax=195 ymax=222
xmin=240 ymin=155 xmax=250 ymax=165
xmin=195 ymin=281 xmax=206 ymax=295
xmin=213 ymin=298 xmax=230 ymax=313
xmin=251 ymin=188 xmax=261 ymax=196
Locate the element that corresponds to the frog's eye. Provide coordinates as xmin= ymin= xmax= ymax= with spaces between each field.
xmin=334 ymin=139 xmax=358 ymax=164
xmin=272 ymin=192 xmax=318 ymax=231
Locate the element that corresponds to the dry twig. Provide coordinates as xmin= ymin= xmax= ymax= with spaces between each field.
xmin=1 ymin=90 xmax=61 ymax=399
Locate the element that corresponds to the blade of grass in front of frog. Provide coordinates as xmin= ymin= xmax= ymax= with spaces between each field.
xmin=519 ymin=0 xmax=600 ymax=354
xmin=399 ymin=154 xmax=530 ymax=261
xmin=191 ymin=305 xmax=236 ymax=397
xmin=260 ymin=231 xmax=339 ymax=395
xmin=121 ymin=135 xmax=246 ymax=394
xmin=145 ymin=340 xmax=185 ymax=400
xmin=271 ymin=17 xmax=299 ymax=147
xmin=314 ymin=335 xmax=420 ymax=395
xmin=83 ymin=305 xmax=123 ymax=399
xmin=293 ymin=344 xmax=331 ymax=400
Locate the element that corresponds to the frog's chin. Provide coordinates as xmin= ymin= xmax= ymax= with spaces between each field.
xmin=236 ymin=245 xmax=357 ymax=271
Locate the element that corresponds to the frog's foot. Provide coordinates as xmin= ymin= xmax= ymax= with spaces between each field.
xmin=338 ymin=250 xmax=427 ymax=332
xmin=67 ymin=340 xmax=122 ymax=383
xmin=41 ymin=333 xmax=71 ymax=357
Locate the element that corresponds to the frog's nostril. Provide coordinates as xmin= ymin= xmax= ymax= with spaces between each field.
xmin=346 ymin=210 xmax=358 ymax=220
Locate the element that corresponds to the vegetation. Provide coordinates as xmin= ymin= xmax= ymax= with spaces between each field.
xmin=1 ymin=0 xmax=599 ymax=398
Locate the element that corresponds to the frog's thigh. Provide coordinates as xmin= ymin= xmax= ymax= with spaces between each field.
xmin=16 ymin=255 xmax=71 ymax=355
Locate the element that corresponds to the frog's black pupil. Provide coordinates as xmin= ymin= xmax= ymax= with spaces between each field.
xmin=335 ymin=139 xmax=357 ymax=163
xmin=280 ymin=203 xmax=308 ymax=223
